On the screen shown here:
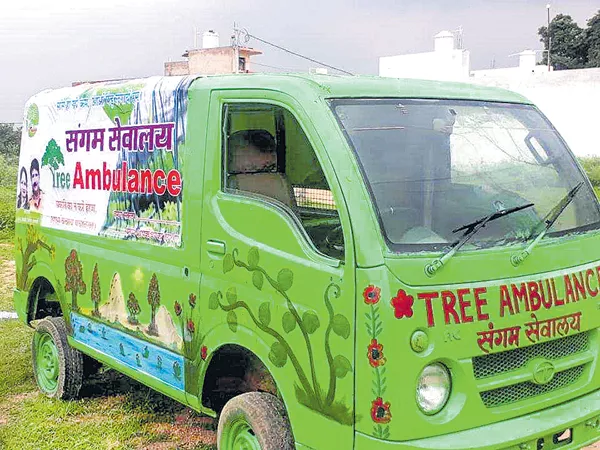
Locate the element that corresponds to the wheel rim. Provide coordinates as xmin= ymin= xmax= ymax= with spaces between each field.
xmin=35 ymin=332 xmax=59 ymax=394
xmin=221 ymin=417 xmax=261 ymax=450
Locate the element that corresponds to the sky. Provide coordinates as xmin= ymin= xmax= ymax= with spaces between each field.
xmin=1 ymin=0 xmax=598 ymax=123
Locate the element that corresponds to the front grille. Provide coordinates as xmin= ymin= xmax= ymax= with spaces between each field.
xmin=473 ymin=332 xmax=589 ymax=379
xmin=480 ymin=365 xmax=585 ymax=408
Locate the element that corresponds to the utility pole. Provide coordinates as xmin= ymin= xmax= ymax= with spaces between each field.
xmin=547 ymin=4 xmax=552 ymax=72
xmin=232 ymin=22 xmax=240 ymax=74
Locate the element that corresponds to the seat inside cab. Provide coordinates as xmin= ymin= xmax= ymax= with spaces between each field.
xmin=223 ymin=104 xmax=344 ymax=259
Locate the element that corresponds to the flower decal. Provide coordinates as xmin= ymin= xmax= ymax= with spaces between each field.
xmin=174 ymin=301 xmax=182 ymax=317
xmin=391 ymin=289 xmax=414 ymax=319
xmin=371 ymin=397 xmax=392 ymax=423
xmin=200 ymin=345 xmax=208 ymax=360
xmin=186 ymin=318 xmax=195 ymax=334
xmin=189 ymin=293 xmax=197 ymax=308
xmin=363 ymin=285 xmax=381 ymax=305
xmin=367 ymin=339 xmax=386 ymax=368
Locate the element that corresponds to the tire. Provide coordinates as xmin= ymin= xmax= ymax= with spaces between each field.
xmin=217 ymin=392 xmax=294 ymax=450
xmin=32 ymin=317 xmax=84 ymax=400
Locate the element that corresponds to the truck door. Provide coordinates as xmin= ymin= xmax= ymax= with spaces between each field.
xmin=199 ymin=91 xmax=356 ymax=449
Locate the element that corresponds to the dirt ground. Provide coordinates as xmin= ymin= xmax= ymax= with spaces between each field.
xmin=0 ymin=243 xmax=15 ymax=311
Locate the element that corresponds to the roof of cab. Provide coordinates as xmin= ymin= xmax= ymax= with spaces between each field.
xmin=189 ymin=73 xmax=531 ymax=104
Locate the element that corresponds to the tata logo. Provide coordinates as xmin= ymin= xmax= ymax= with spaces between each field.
xmin=532 ymin=361 xmax=556 ymax=385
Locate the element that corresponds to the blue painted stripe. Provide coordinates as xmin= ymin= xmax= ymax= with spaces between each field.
xmin=71 ymin=313 xmax=185 ymax=391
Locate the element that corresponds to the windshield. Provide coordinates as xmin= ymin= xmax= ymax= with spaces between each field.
xmin=330 ymin=98 xmax=600 ymax=253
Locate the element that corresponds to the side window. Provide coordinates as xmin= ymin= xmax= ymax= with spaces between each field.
xmin=222 ymin=103 xmax=344 ymax=259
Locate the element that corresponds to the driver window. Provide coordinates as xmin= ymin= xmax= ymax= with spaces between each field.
xmin=223 ymin=103 xmax=344 ymax=259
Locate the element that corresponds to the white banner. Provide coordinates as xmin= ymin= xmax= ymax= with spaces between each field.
xmin=17 ymin=76 xmax=198 ymax=247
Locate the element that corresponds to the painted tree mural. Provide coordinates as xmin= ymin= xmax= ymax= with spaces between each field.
xmin=91 ymin=263 xmax=101 ymax=317
xmin=127 ymin=292 xmax=141 ymax=325
xmin=41 ymin=139 xmax=65 ymax=178
xmin=210 ymin=247 xmax=353 ymax=425
xmin=147 ymin=273 xmax=160 ymax=336
xmin=16 ymin=225 xmax=55 ymax=290
xmin=65 ymin=249 xmax=86 ymax=311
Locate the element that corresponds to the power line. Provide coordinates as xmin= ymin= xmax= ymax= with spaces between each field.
xmin=236 ymin=29 xmax=354 ymax=76
xmin=252 ymin=61 xmax=303 ymax=72
xmin=248 ymin=33 xmax=353 ymax=75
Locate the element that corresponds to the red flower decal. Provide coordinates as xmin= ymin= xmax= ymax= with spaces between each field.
xmin=200 ymin=346 xmax=208 ymax=360
xmin=391 ymin=289 xmax=414 ymax=319
xmin=367 ymin=339 xmax=386 ymax=368
xmin=189 ymin=293 xmax=197 ymax=308
xmin=174 ymin=301 xmax=182 ymax=317
xmin=186 ymin=319 xmax=195 ymax=334
xmin=371 ymin=397 xmax=392 ymax=423
xmin=363 ymin=285 xmax=381 ymax=305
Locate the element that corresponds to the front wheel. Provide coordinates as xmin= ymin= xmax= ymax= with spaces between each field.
xmin=32 ymin=317 xmax=84 ymax=399
xmin=217 ymin=392 xmax=294 ymax=450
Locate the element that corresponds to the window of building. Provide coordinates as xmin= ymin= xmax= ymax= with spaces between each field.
xmin=222 ymin=103 xmax=344 ymax=259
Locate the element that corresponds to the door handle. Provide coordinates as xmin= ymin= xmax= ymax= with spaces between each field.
xmin=206 ymin=239 xmax=226 ymax=255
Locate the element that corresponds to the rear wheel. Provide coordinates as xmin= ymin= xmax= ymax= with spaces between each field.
xmin=32 ymin=317 xmax=84 ymax=399
xmin=217 ymin=392 xmax=294 ymax=450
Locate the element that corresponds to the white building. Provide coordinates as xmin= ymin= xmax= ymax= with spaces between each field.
xmin=470 ymin=66 xmax=600 ymax=158
xmin=379 ymin=32 xmax=600 ymax=158
xmin=470 ymin=50 xmax=548 ymax=78
xmin=379 ymin=31 xmax=470 ymax=82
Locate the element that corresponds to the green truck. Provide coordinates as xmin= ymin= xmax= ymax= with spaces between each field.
xmin=14 ymin=73 xmax=600 ymax=449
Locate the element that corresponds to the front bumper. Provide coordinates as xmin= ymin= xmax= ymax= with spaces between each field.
xmin=355 ymin=389 xmax=600 ymax=450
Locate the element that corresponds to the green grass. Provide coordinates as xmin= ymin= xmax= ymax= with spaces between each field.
xmin=0 ymin=319 xmax=217 ymax=450
xmin=0 ymin=236 xmax=13 ymax=259
xmin=0 ymin=320 xmax=35 ymax=400
xmin=0 ymin=392 xmax=216 ymax=450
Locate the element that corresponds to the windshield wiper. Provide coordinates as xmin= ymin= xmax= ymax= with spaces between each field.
xmin=511 ymin=182 xmax=584 ymax=266
xmin=425 ymin=203 xmax=535 ymax=276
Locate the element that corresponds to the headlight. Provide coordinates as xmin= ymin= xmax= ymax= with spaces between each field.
xmin=416 ymin=363 xmax=451 ymax=415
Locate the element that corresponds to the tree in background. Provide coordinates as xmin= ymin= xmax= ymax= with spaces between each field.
xmin=539 ymin=14 xmax=588 ymax=69
xmin=539 ymin=10 xmax=600 ymax=70
xmin=91 ymin=263 xmax=101 ymax=317
xmin=585 ymin=10 xmax=600 ymax=67
xmin=0 ymin=124 xmax=20 ymax=194
xmin=147 ymin=273 xmax=160 ymax=336
xmin=0 ymin=124 xmax=20 ymax=237
xmin=0 ymin=124 xmax=20 ymax=164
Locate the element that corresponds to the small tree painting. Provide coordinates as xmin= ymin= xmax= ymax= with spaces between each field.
xmin=127 ymin=292 xmax=141 ymax=325
xmin=91 ymin=263 xmax=101 ymax=317
xmin=41 ymin=139 xmax=65 ymax=178
xmin=147 ymin=273 xmax=160 ymax=336
xmin=65 ymin=249 xmax=86 ymax=312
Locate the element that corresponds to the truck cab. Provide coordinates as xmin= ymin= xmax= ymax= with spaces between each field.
xmin=14 ymin=74 xmax=600 ymax=449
